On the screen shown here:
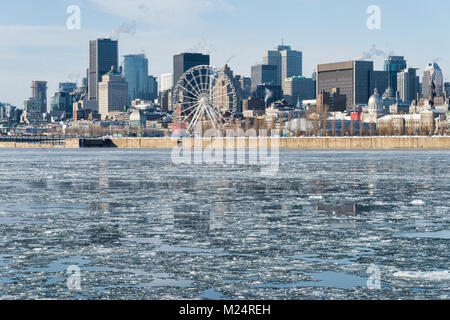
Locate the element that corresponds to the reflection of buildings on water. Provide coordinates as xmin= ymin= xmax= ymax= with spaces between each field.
xmin=316 ymin=204 xmax=356 ymax=216
xmin=88 ymin=224 xmax=122 ymax=245
xmin=89 ymin=201 xmax=113 ymax=214
xmin=173 ymin=212 xmax=211 ymax=234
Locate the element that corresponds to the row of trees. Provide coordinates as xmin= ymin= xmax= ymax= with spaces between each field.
xmin=61 ymin=124 xmax=166 ymax=138
xmin=57 ymin=113 xmax=448 ymax=138
xmin=232 ymin=113 xmax=447 ymax=137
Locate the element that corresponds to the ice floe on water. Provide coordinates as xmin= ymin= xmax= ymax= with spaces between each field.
xmin=410 ymin=200 xmax=425 ymax=206
xmin=0 ymin=149 xmax=449 ymax=299
xmin=395 ymin=230 xmax=450 ymax=240
xmin=393 ymin=271 xmax=450 ymax=281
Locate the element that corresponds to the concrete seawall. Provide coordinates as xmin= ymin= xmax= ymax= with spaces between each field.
xmin=116 ymin=137 xmax=450 ymax=149
xmin=1 ymin=137 xmax=450 ymax=149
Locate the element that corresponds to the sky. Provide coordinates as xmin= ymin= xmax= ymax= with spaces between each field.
xmin=0 ymin=0 xmax=449 ymax=107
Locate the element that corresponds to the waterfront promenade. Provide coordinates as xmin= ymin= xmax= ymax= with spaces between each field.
xmin=1 ymin=136 xmax=450 ymax=149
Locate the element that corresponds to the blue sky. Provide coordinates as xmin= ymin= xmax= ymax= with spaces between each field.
xmin=0 ymin=0 xmax=449 ymax=106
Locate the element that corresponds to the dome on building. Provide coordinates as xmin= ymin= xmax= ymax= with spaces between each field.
xmin=368 ymin=88 xmax=384 ymax=111
xmin=382 ymin=86 xmax=396 ymax=100
xmin=130 ymin=109 xmax=143 ymax=122
xmin=130 ymin=109 xmax=145 ymax=128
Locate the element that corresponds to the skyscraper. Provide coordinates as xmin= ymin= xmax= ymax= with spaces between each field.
xmin=23 ymin=98 xmax=42 ymax=122
xmin=282 ymin=76 xmax=315 ymax=106
xmin=213 ymin=65 xmax=238 ymax=113
xmin=384 ymin=56 xmax=407 ymax=92
xmin=98 ymin=67 xmax=128 ymax=116
xmin=238 ymin=76 xmax=251 ymax=100
xmin=173 ymin=53 xmax=210 ymax=87
xmin=31 ymin=81 xmax=47 ymax=114
xmin=317 ymin=60 xmax=373 ymax=110
xmin=122 ymin=54 xmax=151 ymax=104
xmin=422 ymin=63 xmax=444 ymax=98
xmin=147 ymin=76 xmax=158 ymax=101
xmin=251 ymin=64 xmax=277 ymax=91
xmin=369 ymin=70 xmax=389 ymax=98
xmin=88 ymin=38 xmax=119 ymax=101
xmin=59 ymin=82 xmax=77 ymax=93
xmin=263 ymin=44 xmax=302 ymax=85
xmin=50 ymin=91 xmax=73 ymax=118
xmin=397 ymin=68 xmax=419 ymax=103
xmin=160 ymin=73 xmax=173 ymax=92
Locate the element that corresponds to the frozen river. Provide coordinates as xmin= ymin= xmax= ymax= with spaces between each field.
xmin=0 ymin=149 xmax=448 ymax=299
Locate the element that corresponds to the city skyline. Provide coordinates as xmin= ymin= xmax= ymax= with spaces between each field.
xmin=1 ymin=0 xmax=450 ymax=106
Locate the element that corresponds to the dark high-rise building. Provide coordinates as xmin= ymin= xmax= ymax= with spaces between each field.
xmin=59 ymin=82 xmax=77 ymax=93
xmin=384 ymin=56 xmax=407 ymax=92
xmin=312 ymin=70 xmax=317 ymax=99
xmin=255 ymin=84 xmax=282 ymax=106
xmin=50 ymin=91 xmax=73 ymax=118
xmin=31 ymin=81 xmax=47 ymax=114
xmin=238 ymin=76 xmax=252 ymax=99
xmin=397 ymin=68 xmax=419 ymax=103
xmin=88 ymin=38 xmax=119 ymax=101
xmin=282 ymin=76 xmax=315 ymax=106
xmin=173 ymin=53 xmax=210 ymax=87
xmin=251 ymin=64 xmax=277 ymax=91
xmin=444 ymin=82 xmax=450 ymax=98
xmin=263 ymin=44 xmax=302 ymax=85
xmin=317 ymin=60 xmax=373 ymax=110
xmin=122 ymin=54 xmax=151 ymax=104
xmin=148 ymin=76 xmax=158 ymax=101
xmin=369 ymin=71 xmax=389 ymax=98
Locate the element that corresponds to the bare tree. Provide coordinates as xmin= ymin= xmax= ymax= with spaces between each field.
xmin=321 ymin=104 xmax=329 ymax=136
xmin=439 ymin=115 xmax=446 ymax=135
xmin=270 ymin=116 xmax=276 ymax=137
xmin=254 ymin=117 xmax=260 ymax=136
xmin=313 ymin=116 xmax=319 ymax=136
xmin=287 ymin=113 xmax=292 ymax=137
xmin=399 ymin=119 xmax=405 ymax=136
xmin=296 ymin=112 xmax=301 ymax=137
xmin=429 ymin=117 xmax=436 ymax=136
xmin=387 ymin=119 xmax=394 ymax=136
xmin=305 ymin=111 xmax=310 ymax=136
xmin=245 ymin=117 xmax=251 ymax=132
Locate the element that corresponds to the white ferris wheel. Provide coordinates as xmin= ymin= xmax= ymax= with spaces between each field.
xmin=172 ymin=65 xmax=238 ymax=133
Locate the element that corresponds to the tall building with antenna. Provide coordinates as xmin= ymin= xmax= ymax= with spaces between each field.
xmin=31 ymin=81 xmax=47 ymax=114
xmin=263 ymin=42 xmax=302 ymax=86
xmin=88 ymin=38 xmax=119 ymax=102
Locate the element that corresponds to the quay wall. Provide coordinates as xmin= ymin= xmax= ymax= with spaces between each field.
xmin=1 ymin=137 xmax=450 ymax=149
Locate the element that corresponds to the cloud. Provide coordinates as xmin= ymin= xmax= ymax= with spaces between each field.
xmin=88 ymin=0 xmax=233 ymax=27
xmin=186 ymin=38 xmax=216 ymax=55
xmin=106 ymin=21 xmax=137 ymax=39
xmin=354 ymin=44 xmax=394 ymax=61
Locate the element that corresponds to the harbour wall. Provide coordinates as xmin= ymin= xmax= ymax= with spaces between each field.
xmin=1 ymin=137 xmax=450 ymax=149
